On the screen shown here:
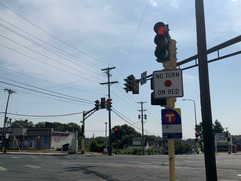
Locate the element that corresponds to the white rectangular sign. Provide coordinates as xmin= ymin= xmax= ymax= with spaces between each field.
xmin=153 ymin=69 xmax=183 ymax=99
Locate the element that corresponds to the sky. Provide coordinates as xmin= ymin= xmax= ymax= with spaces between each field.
xmin=0 ymin=0 xmax=241 ymax=139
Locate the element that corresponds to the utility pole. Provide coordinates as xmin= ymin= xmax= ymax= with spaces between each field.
xmin=2 ymin=88 xmax=15 ymax=152
xmin=195 ymin=0 xmax=217 ymax=180
xmin=100 ymin=67 xmax=118 ymax=156
xmin=81 ymin=111 xmax=86 ymax=154
xmin=138 ymin=101 xmax=147 ymax=155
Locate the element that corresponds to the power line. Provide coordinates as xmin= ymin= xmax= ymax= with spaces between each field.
xmin=0 ymin=80 xmax=93 ymax=105
xmin=120 ymin=0 xmax=151 ymax=72
xmin=0 ymin=2 xmax=112 ymax=67
xmin=0 ymin=111 xmax=83 ymax=118
xmin=0 ymin=65 xmax=104 ymax=97
xmin=0 ymin=19 xmax=105 ymax=72
xmin=0 ymin=34 xmax=104 ymax=81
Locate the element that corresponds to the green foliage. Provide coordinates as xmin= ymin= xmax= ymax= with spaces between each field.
xmin=174 ymin=140 xmax=192 ymax=154
xmin=112 ymin=124 xmax=141 ymax=149
xmin=89 ymin=137 xmax=106 ymax=152
xmin=10 ymin=119 xmax=34 ymax=128
xmin=213 ymin=120 xmax=224 ymax=134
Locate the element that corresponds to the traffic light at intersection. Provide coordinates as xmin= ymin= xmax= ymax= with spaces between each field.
xmin=124 ymin=75 xmax=134 ymax=93
xmin=154 ymin=22 xmax=170 ymax=62
xmin=95 ymin=100 xmax=100 ymax=110
xmin=100 ymin=97 xmax=106 ymax=109
xmin=106 ymin=98 xmax=112 ymax=110
xmin=124 ymin=75 xmax=139 ymax=94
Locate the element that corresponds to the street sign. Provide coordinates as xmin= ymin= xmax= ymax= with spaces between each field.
xmin=153 ymin=69 xmax=183 ymax=98
xmin=140 ymin=71 xmax=147 ymax=85
xmin=161 ymin=108 xmax=182 ymax=139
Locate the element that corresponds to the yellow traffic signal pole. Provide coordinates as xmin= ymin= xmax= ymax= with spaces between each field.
xmin=166 ymin=98 xmax=176 ymax=181
xmin=163 ymin=39 xmax=177 ymax=181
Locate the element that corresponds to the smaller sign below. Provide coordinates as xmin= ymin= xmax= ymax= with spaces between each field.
xmin=161 ymin=108 xmax=182 ymax=139
xmin=140 ymin=71 xmax=147 ymax=85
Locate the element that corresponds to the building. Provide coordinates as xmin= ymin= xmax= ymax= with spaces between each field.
xmin=0 ymin=127 xmax=78 ymax=153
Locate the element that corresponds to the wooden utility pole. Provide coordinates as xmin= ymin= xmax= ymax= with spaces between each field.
xmin=100 ymin=67 xmax=118 ymax=156
xmin=138 ymin=101 xmax=147 ymax=155
xmin=1 ymin=88 xmax=15 ymax=152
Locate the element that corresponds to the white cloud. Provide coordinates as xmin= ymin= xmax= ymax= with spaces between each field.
xmin=150 ymin=0 xmax=158 ymax=7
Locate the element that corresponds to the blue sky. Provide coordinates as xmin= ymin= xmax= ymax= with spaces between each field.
xmin=0 ymin=0 xmax=241 ymax=139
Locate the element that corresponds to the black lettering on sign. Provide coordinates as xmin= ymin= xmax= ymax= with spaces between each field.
xmin=165 ymin=72 xmax=180 ymax=78
xmin=168 ymin=89 xmax=179 ymax=95
xmin=158 ymin=90 xmax=165 ymax=95
xmin=156 ymin=73 xmax=163 ymax=79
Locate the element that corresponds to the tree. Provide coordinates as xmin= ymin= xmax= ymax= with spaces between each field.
xmin=195 ymin=119 xmax=224 ymax=152
xmin=112 ymin=124 xmax=141 ymax=149
xmin=89 ymin=137 xmax=106 ymax=152
xmin=10 ymin=119 xmax=34 ymax=128
xmin=213 ymin=119 xmax=224 ymax=134
xmin=196 ymin=119 xmax=224 ymax=139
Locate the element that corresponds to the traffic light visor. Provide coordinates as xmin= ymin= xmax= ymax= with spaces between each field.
xmin=155 ymin=47 xmax=169 ymax=60
xmin=154 ymin=22 xmax=168 ymax=35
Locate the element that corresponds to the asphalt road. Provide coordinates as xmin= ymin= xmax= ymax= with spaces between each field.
xmin=0 ymin=153 xmax=241 ymax=181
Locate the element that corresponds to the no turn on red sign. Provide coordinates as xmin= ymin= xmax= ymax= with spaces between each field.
xmin=153 ymin=69 xmax=183 ymax=99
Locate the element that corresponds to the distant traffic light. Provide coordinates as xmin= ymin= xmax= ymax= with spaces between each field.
xmin=100 ymin=97 xmax=106 ymax=109
xmin=114 ymin=128 xmax=119 ymax=139
xmin=106 ymin=98 xmax=112 ymax=110
xmin=154 ymin=22 xmax=170 ymax=62
xmin=124 ymin=75 xmax=139 ymax=94
xmin=195 ymin=132 xmax=198 ymax=138
xmin=95 ymin=100 xmax=100 ymax=110
xmin=133 ymin=79 xmax=139 ymax=94
xmin=124 ymin=75 xmax=134 ymax=93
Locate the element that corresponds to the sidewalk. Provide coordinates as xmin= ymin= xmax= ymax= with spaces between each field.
xmin=0 ymin=150 xmax=69 ymax=156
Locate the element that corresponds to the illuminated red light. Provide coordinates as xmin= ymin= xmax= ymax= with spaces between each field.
xmin=157 ymin=26 xmax=166 ymax=35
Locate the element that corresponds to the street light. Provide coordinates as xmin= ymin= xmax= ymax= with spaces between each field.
xmin=182 ymin=98 xmax=199 ymax=154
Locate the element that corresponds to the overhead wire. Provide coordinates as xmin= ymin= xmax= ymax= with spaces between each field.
xmin=0 ymin=80 xmax=93 ymax=105
xmin=0 ymin=111 xmax=83 ymax=118
xmin=0 ymin=34 xmax=104 ymax=82
xmin=120 ymin=0 xmax=151 ymax=73
xmin=0 ymin=19 xmax=104 ymax=72
xmin=0 ymin=2 xmax=113 ymax=67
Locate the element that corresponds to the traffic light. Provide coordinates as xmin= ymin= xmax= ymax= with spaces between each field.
xmin=195 ymin=132 xmax=198 ymax=138
xmin=133 ymin=79 xmax=139 ymax=94
xmin=81 ymin=125 xmax=84 ymax=136
xmin=100 ymin=97 xmax=106 ymax=109
xmin=227 ymin=132 xmax=231 ymax=142
xmin=163 ymin=39 xmax=177 ymax=69
xmin=95 ymin=100 xmax=100 ymax=110
xmin=151 ymin=92 xmax=166 ymax=106
xmin=106 ymin=98 xmax=112 ymax=110
xmin=124 ymin=75 xmax=134 ymax=93
xmin=154 ymin=22 xmax=170 ymax=62
xmin=195 ymin=132 xmax=198 ymax=142
xmin=114 ymin=128 xmax=119 ymax=140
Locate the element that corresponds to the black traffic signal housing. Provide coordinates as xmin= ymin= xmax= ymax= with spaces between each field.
xmin=124 ymin=75 xmax=134 ymax=93
xmin=133 ymin=79 xmax=139 ymax=94
xmin=124 ymin=75 xmax=139 ymax=94
xmin=106 ymin=98 xmax=112 ymax=110
xmin=150 ymin=78 xmax=166 ymax=106
xmin=154 ymin=22 xmax=170 ymax=62
xmin=195 ymin=132 xmax=198 ymax=142
xmin=100 ymin=97 xmax=106 ymax=109
xmin=95 ymin=100 xmax=100 ymax=110
xmin=114 ymin=128 xmax=119 ymax=141
xmin=81 ymin=125 xmax=84 ymax=136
